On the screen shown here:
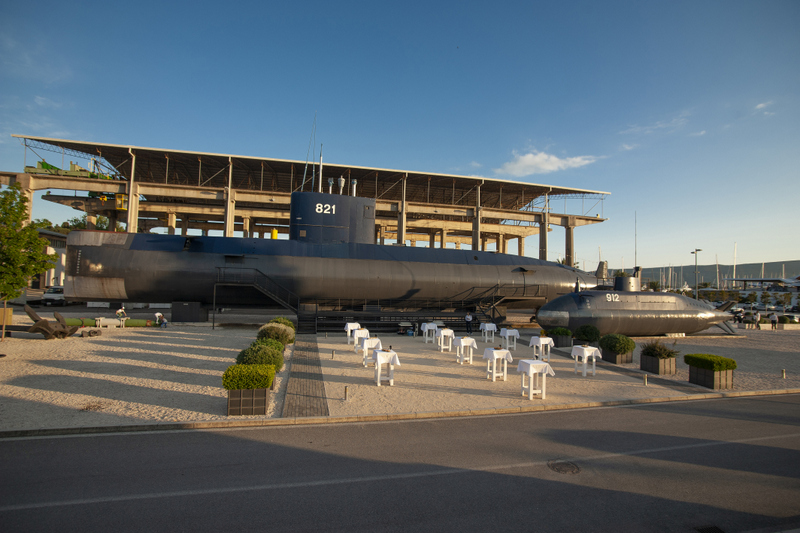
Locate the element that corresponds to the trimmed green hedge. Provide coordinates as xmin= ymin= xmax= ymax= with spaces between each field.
xmin=257 ymin=322 xmax=295 ymax=345
xmin=684 ymin=353 xmax=737 ymax=371
xmin=236 ymin=343 xmax=284 ymax=370
xmin=254 ymin=337 xmax=285 ymax=353
xmin=778 ymin=316 xmax=791 ymax=324
xmin=546 ymin=327 xmax=572 ymax=337
xmin=574 ymin=324 xmax=601 ymax=342
xmin=640 ymin=340 xmax=679 ymax=359
xmin=599 ymin=334 xmax=635 ymax=354
xmin=222 ymin=364 xmax=275 ymax=390
xmin=270 ymin=317 xmax=296 ymax=331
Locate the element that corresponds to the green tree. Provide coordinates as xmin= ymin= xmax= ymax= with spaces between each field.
xmin=648 ymin=280 xmax=661 ymax=291
xmin=61 ymin=214 xmax=123 ymax=232
xmin=760 ymin=291 xmax=772 ymax=308
xmin=745 ymin=292 xmax=758 ymax=308
xmin=0 ymin=184 xmax=57 ymax=341
xmin=778 ymin=292 xmax=792 ymax=310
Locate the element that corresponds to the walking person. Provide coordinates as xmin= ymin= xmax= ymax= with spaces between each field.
xmin=465 ymin=311 xmax=473 ymax=335
xmin=754 ymin=311 xmax=761 ymax=330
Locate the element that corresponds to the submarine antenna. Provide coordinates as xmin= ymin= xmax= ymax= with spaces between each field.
xmin=301 ymin=112 xmax=317 ymax=192
xmin=634 ymin=211 xmax=638 ymax=269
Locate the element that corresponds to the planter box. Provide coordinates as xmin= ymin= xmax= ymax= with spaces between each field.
xmin=689 ymin=367 xmax=734 ymax=390
xmin=552 ymin=335 xmax=573 ymax=349
xmin=0 ymin=307 xmax=12 ymax=325
xmin=778 ymin=324 xmax=800 ymax=330
xmin=227 ymin=388 xmax=270 ymax=416
xmin=603 ymin=350 xmax=632 ymax=364
xmin=640 ymin=354 xmax=676 ymax=375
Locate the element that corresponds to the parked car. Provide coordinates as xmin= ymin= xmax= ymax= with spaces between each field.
xmin=783 ymin=314 xmax=800 ymax=324
xmin=42 ymin=286 xmax=66 ymax=306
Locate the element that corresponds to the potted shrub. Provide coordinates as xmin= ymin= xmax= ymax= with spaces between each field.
xmin=684 ymin=353 xmax=736 ymax=389
xmin=241 ymin=339 xmax=285 ymax=371
xmin=599 ymin=334 xmax=635 ymax=364
xmin=270 ymin=316 xmax=296 ymax=331
xmin=573 ymin=325 xmax=601 ymax=348
xmin=639 ymin=340 xmax=678 ymax=375
xmin=222 ymin=363 xmax=276 ymax=416
xmin=547 ymin=327 xmax=573 ymax=348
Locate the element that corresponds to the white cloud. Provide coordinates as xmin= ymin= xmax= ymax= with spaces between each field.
xmin=763 ymin=111 xmax=776 ymax=117
xmin=689 ymin=130 xmax=706 ymax=136
xmin=755 ymin=101 xmax=773 ymax=110
xmin=34 ymin=96 xmax=62 ymax=109
xmin=469 ymin=161 xmax=481 ymax=168
xmin=620 ymin=143 xmax=638 ymax=151
xmin=494 ymin=150 xmax=597 ymax=177
xmin=619 ymin=111 xmax=690 ymax=135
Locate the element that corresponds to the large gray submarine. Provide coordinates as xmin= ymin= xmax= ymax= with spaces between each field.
xmin=536 ymin=276 xmax=736 ymax=336
xmin=65 ymin=191 xmax=600 ymax=311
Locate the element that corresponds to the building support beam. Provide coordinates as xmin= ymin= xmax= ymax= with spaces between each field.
xmin=539 ymin=194 xmax=549 ymax=260
xmin=223 ymin=158 xmax=235 ymax=237
xmin=397 ymin=174 xmax=407 ymax=245
xmin=167 ymin=212 xmax=176 ymax=235
xmin=126 ymin=149 xmax=139 ymax=233
xmin=472 ymin=182 xmax=482 ymax=251
xmin=242 ymin=215 xmax=251 ymax=238
xmin=565 ymin=218 xmax=576 ymax=268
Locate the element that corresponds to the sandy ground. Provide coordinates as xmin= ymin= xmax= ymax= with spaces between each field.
xmin=0 ymin=309 xmax=798 ymax=433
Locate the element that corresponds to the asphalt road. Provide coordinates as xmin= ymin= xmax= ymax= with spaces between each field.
xmin=2 ymin=395 xmax=799 ymax=532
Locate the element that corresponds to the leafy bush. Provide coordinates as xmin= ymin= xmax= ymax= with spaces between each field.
xmin=236 ymin=342 xmax=284 ymax=370
xmin=599 ymin=334 xmax=635 ymax=354
xmin=270 ymin=316 xmax=296 ymax=331
xmin=640 ymin=340 xmax=679 ymax=359
xmin=222 ymin=364 xmax=275 ymax=390
xmin=257 ymin=322 xmax=295 ymax=345
xmin=778 ymin=316 xmax=791 ymax=324
xmin=684 ymin=353 xmax=737 ymax=371
xmin=573 ymin=324 xmax=601 ymax=342
xmin=254 ymin=337 xmax=285 ymax=353
xmin=546 ymin=327 xmax=572 ymax=337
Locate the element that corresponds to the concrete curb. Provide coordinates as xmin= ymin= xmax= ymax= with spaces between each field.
xmin=2 ymin=388 xmax=798 ymax=440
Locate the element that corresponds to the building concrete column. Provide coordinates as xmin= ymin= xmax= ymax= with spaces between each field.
xmin=167 ymin=212 xmax=176 ymax=235
xmin=397 ymin=174 xmax=407 ymax=245
xmin=539 ymin=202 xmax=549 ymax=261
xmin=242 ymin=216 xmax=251 ymax=238
xmin=499 ymin=234 xmax=506 ymax=254
xmin=472 ymin=182 xmax=482 ymax=251
xmin=86 ymin=212 xmax=97 ymax=230
xmin=379 ymin=224 xmax=385 ymax=245
xmin=126 ymin=149 xmax=139 ymax=233
xmin=107 ymin=212 xmax=117 ymax=232
xmin=429 ymin=230 xmax=436 ymax=248
xmin=223 ymin=158 xmax=236 ymax=237
xmin=181 ymin=217 xmax=190 ymax=235
xmin=202 ymin=229 xmax=209 ymax=236
xmin=565 ymin=219 xmax=576 ymax=268
xmin=517 ymin=236 xmax=524 ymax=256
xmin=440 ymin=229 xmax=446 ymax=248
xmin=481 ymin=235 xmax=487 ymax=251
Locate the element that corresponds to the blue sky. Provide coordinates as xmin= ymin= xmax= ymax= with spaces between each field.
xmin=1 ymin=0 xmax=798 ymax=271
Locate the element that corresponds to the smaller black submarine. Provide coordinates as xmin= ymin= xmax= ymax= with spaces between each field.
xmin=536 ymin=276 xmax=735 ymax=336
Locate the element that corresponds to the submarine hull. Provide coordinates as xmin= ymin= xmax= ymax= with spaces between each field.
xmin=64 ymin=231 xmax=597 ymax=309
xmin=536 ymin=290 xmax=733 ymax=336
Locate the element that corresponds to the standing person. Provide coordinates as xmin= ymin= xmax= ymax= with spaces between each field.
xmin=769 ymin=312 xmax=778 ymax=330
xmin=754 ymin=311 xmax=761 ymax=330
xmin=465 ymin=311 xmax=473 ymax=335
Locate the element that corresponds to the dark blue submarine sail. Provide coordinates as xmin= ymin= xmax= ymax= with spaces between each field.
xmin=64 ymin=192 xmax=598 ymax=309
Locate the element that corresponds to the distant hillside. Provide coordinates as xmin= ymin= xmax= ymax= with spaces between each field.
xmin=620 ymin=260 xmax=800 ymax=289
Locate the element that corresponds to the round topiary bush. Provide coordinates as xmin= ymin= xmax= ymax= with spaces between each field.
xmin=574 ymin=324 xmax=601 ymax=343
xmin=270 ymin=316 xmax=296 ymax=331
xmin=778 ymin=316 xmax=791 ymax=324
xmin=236 ymin=343 xmax=284 ymax=370
xmin=640 ymin=340 xmax=679 ymax=359
xmin=257 ymin=322 xmax=295 ymax=346
xmin=599 ymin=334 xmax=635 ymax=354
xmin=254 ymin=337 xmax=285 ymax=353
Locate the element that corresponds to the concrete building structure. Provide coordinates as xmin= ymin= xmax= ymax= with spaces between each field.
xmin=2 ymin=135 xmax=609 ymax=267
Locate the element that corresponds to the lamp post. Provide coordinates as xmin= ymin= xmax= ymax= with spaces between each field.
xmin=691 ymin=249 xmax=702 ymax=299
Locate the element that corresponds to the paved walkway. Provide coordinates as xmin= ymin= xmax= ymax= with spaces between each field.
xmin=281 ymin=334 xmax=330 ymax=417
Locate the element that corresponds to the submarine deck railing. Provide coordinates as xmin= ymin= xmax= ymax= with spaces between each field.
xmin=214 ymin=266 xmax=300 ymax=313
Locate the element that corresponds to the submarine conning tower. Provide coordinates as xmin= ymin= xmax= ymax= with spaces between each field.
xmin=289 ymin=192 xmax=376 ymax=245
